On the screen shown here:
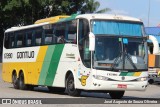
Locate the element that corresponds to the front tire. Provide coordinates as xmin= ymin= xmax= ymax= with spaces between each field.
xmin=19 ymin=72 xmax=27 ymax=90
xmin=66 ymin=74 xmax=81 ymax=96
xmin=109 ymin=91 xmax=125 ymax=99
xmin=12 ymin=72 xmax=19 ymax=89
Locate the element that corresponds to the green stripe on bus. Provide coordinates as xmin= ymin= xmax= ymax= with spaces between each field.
xmin=44 ymin=44 xmax=64 ymax=86
xmin=38 ymin=46 xmax=55 ymax=85
xmin=58 ymin=14 xmax=78 ymax=22
xmin=119 ymin=72 xmax=128 ymax=76
xmin=126 ymin=72 xmax=134 ymax=76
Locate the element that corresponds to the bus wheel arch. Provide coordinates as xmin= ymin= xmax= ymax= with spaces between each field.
xmin=19 ymin=70 xmax=27 ymax=90
xmin=65 ymin=71 xmax=72 ymax=83
xmin=65 ymin=71 xmax=81 ymax=96
xmin=12 ymin=70 xmax=19 ymax=89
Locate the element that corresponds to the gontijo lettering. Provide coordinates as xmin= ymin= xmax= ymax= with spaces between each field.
xmin=17 ymin=51 xmax=34 ymax=59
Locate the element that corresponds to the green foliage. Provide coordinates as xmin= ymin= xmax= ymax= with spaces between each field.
xmin=81 ymin=0 xmax=111 ymax=13
xmin=0 ymin=0 xmax=110 ymax=51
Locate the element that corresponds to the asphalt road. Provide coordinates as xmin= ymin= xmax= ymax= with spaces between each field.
xmin=0 ymin=64 xmax=160 ymax=107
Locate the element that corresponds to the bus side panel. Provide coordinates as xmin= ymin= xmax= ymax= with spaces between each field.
xmin=37 ymin=44 xmax=67 ymax=86
xmin=2 ymin=63 xmax=11 ymax=83
xmin=27 ymin=62 xmax=43 ymax=85
xmin=27 ymin=46 xmax=48 ymax=85
xmin=2 ymin=62 xmax=28 ymax=83
xmin=49 ymin=44 xmax=75 ymax=87
xmin=51 ymin=44 xmax=92 ymax=89
xmin=2 ymin=46 xmax=46 ymax=85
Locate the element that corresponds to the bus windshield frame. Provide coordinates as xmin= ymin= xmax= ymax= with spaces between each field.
xmin=90 ymin=19 xmax=148 ymax=72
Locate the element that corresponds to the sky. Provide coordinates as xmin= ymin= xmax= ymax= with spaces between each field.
xmin=97 ymin=0 xmax=160 ymax=27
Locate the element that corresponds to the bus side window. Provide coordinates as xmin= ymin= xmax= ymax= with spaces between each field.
xmin=4 ymin=33 xmax=9 ymax=49
xmin=55 ymin=23 xmax=65 ymax=44
xmin=16 ymin=33 xmax=24 ymax=48
xmin=78 ymin=19 xmax=90 ymax=68
xmin=35 ymin=30 xmax=43 ymax=46
xmin=10 ymin=35 xmax=15 ymax=48
xmin=44 ymin=29 xmax=53 ymax=45
xmin=26 ymin=32 xmax=33 ymax=46
xmin=5 ymin=33 xmax=15 ymax=49
xmin=66 ymin=20 xmax=77 ymax=43
xmin=52 ymin=26 xmax=57 ymax=44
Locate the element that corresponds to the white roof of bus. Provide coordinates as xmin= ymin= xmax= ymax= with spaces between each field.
xmin=76 ymin=14 xmax=142 ymax=22
xmin=5 ymin=14 xmax=142 ymax=33
xmin=5 ymin=22 xmax=49 ymax=33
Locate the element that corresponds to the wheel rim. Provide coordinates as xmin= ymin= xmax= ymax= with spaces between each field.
xmin=68 ymin=79 xmax=75 ymax=92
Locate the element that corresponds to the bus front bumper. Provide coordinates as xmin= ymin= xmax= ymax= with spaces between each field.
xmin=88 ymin=79 xmax=148 ymax=91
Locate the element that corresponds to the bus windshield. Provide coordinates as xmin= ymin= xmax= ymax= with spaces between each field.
xmin=91 ymin=20 xmax=148 ymax=71
xmin=94 ymin=36 xmax=148 ymax=71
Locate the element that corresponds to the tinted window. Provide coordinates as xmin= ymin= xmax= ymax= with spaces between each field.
xmin=66 ymin=20 xmax=77 ymax=43
xmin=55 ymin=23 xmax=66 ymax=43
xmin=10 ymin=35 xmax=15 ymax=48
xmin=26 ymin=32 xmax=33 ymax=46
xmin=4 ymin=33 xmax=9 ymax=49
xmin=35 ymin=30 xmax=43 ymax=46
xmin=16 ymin=33 xmax=25 ymax=48
xmin=44 ymin=29 xmax=53 ymax=45
xmin=78 ymin=19 xmax=90 ymax=67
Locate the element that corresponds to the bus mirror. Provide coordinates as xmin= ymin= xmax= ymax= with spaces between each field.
xmin=89 ymin=32 xmax=95 ymax=51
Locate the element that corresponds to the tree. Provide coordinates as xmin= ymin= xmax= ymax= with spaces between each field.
xmin=0 ymin=0 xmax=86 ymax=51
xmin=0 ymin=0 xmax=110 ymax=53
xmin=81 ymin=0 xmax=111 ymax=13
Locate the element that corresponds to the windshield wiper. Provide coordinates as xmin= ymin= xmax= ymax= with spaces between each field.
xmin=124 ymin=52 xmax=137 ymax=70
xmin=111 ymin=52 xmax=137 ymax=70
xmin=111 ymin=52 xmax=122 ymax=70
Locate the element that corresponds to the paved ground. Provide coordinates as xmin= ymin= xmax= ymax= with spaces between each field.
xmin=0 ymin=64 xmax=160 ymax=107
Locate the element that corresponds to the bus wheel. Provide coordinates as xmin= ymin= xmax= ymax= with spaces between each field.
xmin=12 ymin=72 xmax=19 ymax=89
xmin=109 ymin=91 xmax=125 ymax=99
xmin=66 ymin=74 xmax=81 ymax=96
xmin=48 ymin=87 xmax=65 ymax=93
xmin=19 ymin=72 xmax=27 ymax=90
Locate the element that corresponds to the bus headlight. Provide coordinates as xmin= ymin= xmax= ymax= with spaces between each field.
xmin=93 ymin=75 xmax=109 ymax=81
xmin=137 ymin=77 xmax=148 ymax=81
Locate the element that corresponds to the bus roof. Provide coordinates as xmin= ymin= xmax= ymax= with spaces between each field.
xmin=34 ymin=14 xmax=142 ymax=24
xmin=35 ymin=15 xmax=69 ymax=24
xmin=5 ymin=14 xmax=142 ymax=33
xmin=75 ymin=14 xmax=142 ymax=22
xmin=5 ymin=22 xmax=49 ymax=33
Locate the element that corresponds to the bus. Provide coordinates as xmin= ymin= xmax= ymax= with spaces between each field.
xmin=147 ymin=35 xmax=160 ymax=84
xmin=2 ymin=14 xmax=148 ymax=99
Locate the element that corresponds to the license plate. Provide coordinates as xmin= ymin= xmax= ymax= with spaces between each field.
xmin=117 ymin=84 xmax=127 ymax=89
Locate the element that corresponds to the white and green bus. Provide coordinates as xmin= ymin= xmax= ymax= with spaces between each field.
xmin=2 ymin=14 xmax=148 ymax=99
